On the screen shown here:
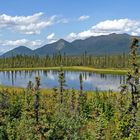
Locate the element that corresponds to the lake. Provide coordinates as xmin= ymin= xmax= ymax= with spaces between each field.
xmin=0 ymin=70 xmax=126 ymax=91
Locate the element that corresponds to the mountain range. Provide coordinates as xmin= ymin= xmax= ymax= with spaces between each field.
xmin=1 ymin=33 xmax=133 ymax=57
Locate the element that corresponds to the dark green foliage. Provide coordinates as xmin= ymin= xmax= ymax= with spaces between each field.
xmin=34 ymin=77 xmax=40 ymax=124
xmin=77 ymin=73 xmax=86 ymax=114
xmin=58 ymin=66 xmax=66 ymax=103
xmin=116 ymin=38 xmax=140 ymax=139
xmin=0 ymin=53 xmax=129 ymax=69
xmin=70 ymin=88 xmax=76 ymax=112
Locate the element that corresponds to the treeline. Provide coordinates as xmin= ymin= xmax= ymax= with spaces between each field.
xmin=0 ymin=53 xmax=129 ymax=69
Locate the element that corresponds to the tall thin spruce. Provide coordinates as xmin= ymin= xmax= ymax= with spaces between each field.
xmin=58 ymin=66 xmax=66 ymax=103
xmin=80 ymin=73 xmax=83 ymax=95
xmin=34 ymin=76 xmax=40 ymax=124
xmin=126 ymin=38 xmax=140 ymax=137
xmin=77 ymin=73 xmax=83 ymax=113
xmin=34 ymin=77 xmax=48 ymax=140
xmin=71 ymin=88 xmax=76 ymax=112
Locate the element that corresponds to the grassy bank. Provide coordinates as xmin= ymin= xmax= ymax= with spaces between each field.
xmin=0 ymin=66 xmax=128 ymax=74
xmin=0 ymin=85 xmax=118 ymax=97
xmin=0 ymin=85 xmax=118 ymax=102
xmin=0 ymin=85 xmax=53 ymax=94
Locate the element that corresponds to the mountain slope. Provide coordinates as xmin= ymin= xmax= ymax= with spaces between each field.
xmin=1 ymin=46 xmax=33 ymax=57
xmin=34 ymin=39 xmax=78 ymax=56
xmin=34 ymin=33 xmax=131 ymax=56
xmin=71 ymin=33 xmax=131 ymax=55
xmin=1 ymin=33 xmax=133 ymax=57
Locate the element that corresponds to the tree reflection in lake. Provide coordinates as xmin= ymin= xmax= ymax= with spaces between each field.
xmin=0 ymin=70 xmax=126 ymax=91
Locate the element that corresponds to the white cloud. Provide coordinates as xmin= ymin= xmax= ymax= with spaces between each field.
xmin=66 ymin=32 xmax=78 ymax=41
xmin=0 ymin=39 xmax=28 ymax=46
xmin=47 ymin=33 xmax=55 ymax=40
xmin=78 ymin=15 xmax=90 ymax=21
xmin=0 ymin=13 xmax=68 ymax=35
xmin=57 ymin=18 xmax=69 ymax=24
xmin=0 ymin=39 xmax=43 ymax=53
xmin=0 ymin=39 xmax=43 ymax=46
xmin=46 ymin=33 xmax=58 ymax=44
xmin=67 ymin=18 xmax=140 ymax=41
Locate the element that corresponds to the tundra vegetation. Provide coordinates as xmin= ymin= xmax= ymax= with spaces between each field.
xmin=0 ymin=39 xmax=140 ymax=140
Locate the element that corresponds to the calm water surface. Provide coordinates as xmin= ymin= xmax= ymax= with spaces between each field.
xmin=0 ymin=70 xmax=126 ymax=91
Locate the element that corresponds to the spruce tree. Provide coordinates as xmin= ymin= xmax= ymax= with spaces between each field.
xmin=34 ymin=76 xmax=40 ymax=124
xmin=58 ymin=66 xmax=66 ymax=103
xmin=77 ymin=73 xmax=84 ymax=113
xmin=120 ymin=38 xmax=140 ymax=139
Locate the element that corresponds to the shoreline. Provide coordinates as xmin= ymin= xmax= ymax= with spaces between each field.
xmin=0 ymin=66 xmax=128 ymax=74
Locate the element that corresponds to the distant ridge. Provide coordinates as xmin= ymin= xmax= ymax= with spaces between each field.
xmin=1 ymin=33 xmax=133 ymax=57
xmin=2 ymin=46 xmax=33 ymax=57
xmin=33 ymin=39 xmax=78 ymax=56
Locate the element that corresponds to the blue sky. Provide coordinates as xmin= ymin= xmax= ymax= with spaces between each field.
xmin=0 ymin=0 xmax=140 ymax=53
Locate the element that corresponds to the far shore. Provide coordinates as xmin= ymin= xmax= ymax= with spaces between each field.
xmin=0 ymin=66 xmax=128 ymax=74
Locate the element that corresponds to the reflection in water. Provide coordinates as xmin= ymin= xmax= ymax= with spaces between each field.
xmin=0 ymin=70 xmax=127 ymax=91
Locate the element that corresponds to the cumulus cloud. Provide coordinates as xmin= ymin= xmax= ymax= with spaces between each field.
xmin=57 ymin=18 xmax=69 ymax=24
xmin=78 ymin=15 xmax=90 ymax=21
xmin=0 ymin=33 xmax=59 ymax=53
xmin=0 ymin=13 xmax=68 ymax=35
xmin=0 ymin=39 xmax=43 ymax=53
xmin=47 ymin=33 xmax=55 ymax=40
xmin=66 ymin=32 xmax=78 ymax=41
xmin=0 ymin=39 xmax=42 ymax=46
xmin=46 ymin=33 xmax=58 ymax=44
xmin=67 ymin=18 xmax=140 ymax=41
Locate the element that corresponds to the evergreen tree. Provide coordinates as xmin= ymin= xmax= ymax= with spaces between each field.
xmin=119 ymin=38 xmax=140 ymax=139
xmin=58 ymin=66 xmax=66 ymax=103
xmin=34 ymin=76 xmax=40 ymax=124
